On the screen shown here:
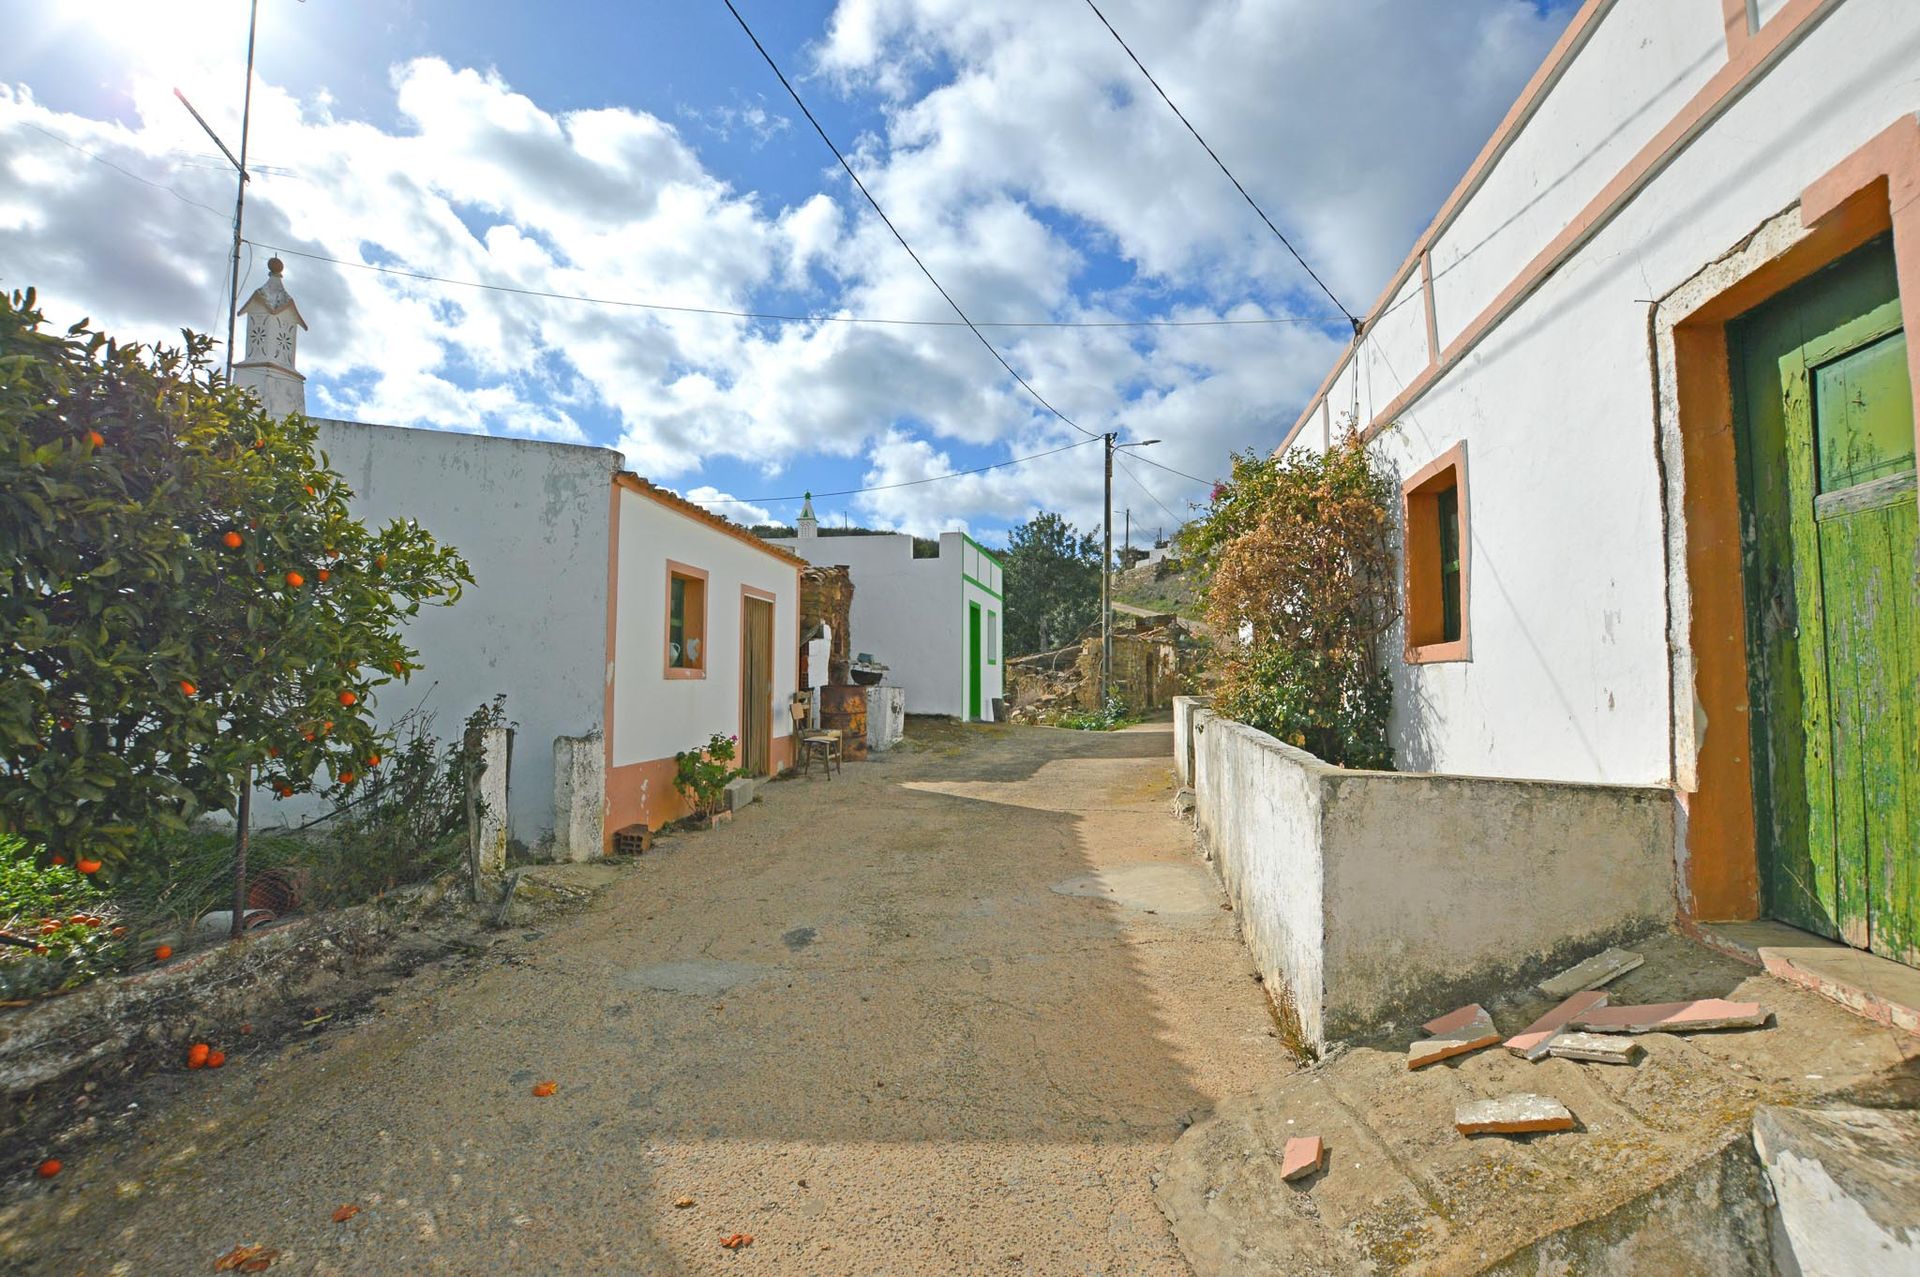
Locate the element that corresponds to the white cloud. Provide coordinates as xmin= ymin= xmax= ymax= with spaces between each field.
xmin=682 ymin=485 xmax=774 ymax=526
xmin=0 ymin=0 xmax=1566 ymax=538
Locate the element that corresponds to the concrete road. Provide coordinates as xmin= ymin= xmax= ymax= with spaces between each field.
xmin=5 ymin=718 xmax=1286 ymax=1275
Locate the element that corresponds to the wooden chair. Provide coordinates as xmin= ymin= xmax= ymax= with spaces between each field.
xmin=789 ymin=692 xmax=842 ymax=778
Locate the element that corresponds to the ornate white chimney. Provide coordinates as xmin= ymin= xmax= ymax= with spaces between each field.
xmin=233 ymin=256 xmax=308 ymax=420
xmin=796 ymin=491 xmax=818 ymax=539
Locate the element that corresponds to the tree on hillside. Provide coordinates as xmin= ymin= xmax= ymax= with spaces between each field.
xmin=0 ymin=288 xmax=471 ymax=923
xmin=1002 ymin=512 xmax=1102 ymax=656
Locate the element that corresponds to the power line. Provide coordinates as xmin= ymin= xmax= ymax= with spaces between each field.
xmin=723 ymin=0 xmax=1100 ymax=440
xmin=1125 ymin=448 xmax=1216 ymax=488
xmin=698 ymin=435 xmax=1101 ymax=506
xmin=1082 ymin=0 xmax=1361 ymax=334
xmin=29 ymin=103 xmax=1328 ymax=338
xmin=1115 ymin=457 xmax=1180 ymax=524
xmin=246 ymin=241 xmax=1315 ymax=331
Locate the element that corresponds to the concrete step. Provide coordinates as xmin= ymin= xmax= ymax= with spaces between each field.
xmin=1156 ymin=931 xmax=1920 ymax=1274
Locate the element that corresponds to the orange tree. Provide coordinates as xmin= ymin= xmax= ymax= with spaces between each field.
xmin=1181 ymin=432 xmax=1398 ymax=768
xmin=0 ymin=288 xmax=471 ymax=923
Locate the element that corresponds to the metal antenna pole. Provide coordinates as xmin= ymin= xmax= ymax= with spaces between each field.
xmin=1124 ymin=507 xmax=1131 ymax=566
xmin=222 ymin=0 xmax=261 ymax=380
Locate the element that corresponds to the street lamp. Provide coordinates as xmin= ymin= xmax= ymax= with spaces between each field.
xmin=1104 ymin=435 xmax=1160 ymax=698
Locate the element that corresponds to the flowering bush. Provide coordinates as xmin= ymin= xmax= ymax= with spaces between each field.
xmin=673 ymin=733 xmax=743 ymax=820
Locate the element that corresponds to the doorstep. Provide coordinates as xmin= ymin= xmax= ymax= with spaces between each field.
xmin=1696 ymin=920 xmax=1920 ymax=1037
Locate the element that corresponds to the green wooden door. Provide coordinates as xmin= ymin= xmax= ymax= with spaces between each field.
xmin=1733 ymin=234 xmax=1919 ymax=963
xmin=968 ymin=603 xmax=983 ymax=721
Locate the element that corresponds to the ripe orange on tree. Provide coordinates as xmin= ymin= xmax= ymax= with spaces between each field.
xmin=285 ymin=571 xmax=305 ymax=589
xmin=337 ymin=690 xmax=357 ymax=707
xmin=179 ymin=680 xmax=197 ymax=697
xmin=85 ymin=429 xmax=103 ymax=447
xmin=222 ymin=530 xmax=244 ymax=549
xmin=76 ymin=858 xmax=100 ymax=874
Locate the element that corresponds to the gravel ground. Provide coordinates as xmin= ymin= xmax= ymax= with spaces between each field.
xmin=2 ymin=717 xmax=1287 ymax=1275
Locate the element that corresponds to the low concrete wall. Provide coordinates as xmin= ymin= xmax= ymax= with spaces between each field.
xmin=1186 ymin=706 xmax=1676 ymax=1047
xmin=1192 ymin=710 xmax=1329 ymax=1046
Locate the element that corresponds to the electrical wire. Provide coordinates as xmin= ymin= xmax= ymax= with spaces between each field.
xmin=697 ymin=435 xmax=1101 ymax=506
xmin=1115 ymin=457 xmax=1181 ymax=524
xmin=722 ymin=0 xmax=1100 ymax=440
xmin=245 ymin=241 xmax=1317 ymax=330
xmin=1124 ymin=448 xmax=1216 ymax=488
xmin=1082 ymin=0 xmax=1361 ymax=334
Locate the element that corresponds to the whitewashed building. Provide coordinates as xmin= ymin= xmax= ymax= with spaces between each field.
xmin=764 ymin=498 xmax=1005 ymax=721
xmin=1183 ymin=0 xmax=1920 ymax=1043
xmin=236 ymin=261 xmax=801 ymax=856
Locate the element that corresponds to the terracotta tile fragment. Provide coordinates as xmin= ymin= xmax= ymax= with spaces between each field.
xmin=1571 ymin=998 xmax=1768 ymax=1035
xmin=1409 ymin=1023 xmax=1502 ymax=1070
xmin=1455 ymin=1094 xmax=1575 ymax=1136
xmin=1537 ymin=947 xmax=1644 ymax=999
xmin=1506 ymin=990 xmax=1610 ymax=1060
xmin=1422 ymin=1003 xmax=1492 ymax=1037
xmin=1546 ymin=1032 xmax=1643 ymax=1064
xmin=1279 ymin=1136 xmax=1325 ymax=1182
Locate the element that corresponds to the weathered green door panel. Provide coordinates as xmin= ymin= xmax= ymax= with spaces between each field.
xmin=1814 ymin=489 xmax=1919 ymax=961
xmin=1731 ymin=233 xmax=1914 ymax=951
xmin=968 ymin=603 xmax=983 ymax=722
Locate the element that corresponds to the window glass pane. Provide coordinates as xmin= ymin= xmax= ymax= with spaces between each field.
xmin=669 ymin=576 xmax=685 ymax=666
xmin=1437 ymin=487 xmax=1461 ymax=643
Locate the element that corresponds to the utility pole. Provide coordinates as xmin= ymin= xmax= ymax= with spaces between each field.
xmin=1123 ymin=507 xmax=1131 ymax=566
xmin=176 ymin=0 xmax=261 ymax=381
xmin=1102 ymin=433 xmax=1114 ymax=700
xmin=1102 ymin=436 xmax=1161 ymax=700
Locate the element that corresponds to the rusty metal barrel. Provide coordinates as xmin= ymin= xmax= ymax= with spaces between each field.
xmin=818 ymin=683 xmax=869 ymax=761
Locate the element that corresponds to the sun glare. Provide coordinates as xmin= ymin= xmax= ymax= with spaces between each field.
xmin=60 ymin=0 xmax=256 ymax=87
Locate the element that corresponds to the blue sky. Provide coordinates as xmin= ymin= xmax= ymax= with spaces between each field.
xmin=0 ymin=0 xmax=1577 ymax=544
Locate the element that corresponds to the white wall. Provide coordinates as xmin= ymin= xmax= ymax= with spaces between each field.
xmin=611 ymin=487 xmax=798 ymax=768
xmin=764 ymin=528 xmax=1005 ymax=719
xmin=1281 ymin=0 xmax=1920 ymax=787
xmin=310 ymin=420 xmax=618 ymax=845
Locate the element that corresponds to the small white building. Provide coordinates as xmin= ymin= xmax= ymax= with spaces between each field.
xmin=764 ymin=498 xmax=1005 ymax=721
xmin=235 ymin=260 xmax=801 ymax=856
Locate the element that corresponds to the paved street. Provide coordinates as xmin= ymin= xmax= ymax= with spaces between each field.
xmin=6 ymin=719 xmax=1285 ymax=1275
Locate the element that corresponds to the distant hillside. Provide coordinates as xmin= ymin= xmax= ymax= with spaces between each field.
xmin=1112 ymin=555 xmax=1205 ymax=620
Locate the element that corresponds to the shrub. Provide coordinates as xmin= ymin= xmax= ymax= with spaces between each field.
xmin=1053 ymin=697 xmax=1139 ymax=732
xmin=673 ymin=733 xmax=742 ymax=819
xmin=0 ymin=833 xmax=126 ymax=997
xmin=1185 ymin=432 xmax=1398 ymax=769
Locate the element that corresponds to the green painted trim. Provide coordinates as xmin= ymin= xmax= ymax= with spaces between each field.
xmin=961 ymin=533 xmax=1003 ymax=569
xmin=962 ymin=571 xmax=1002 ymax=600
